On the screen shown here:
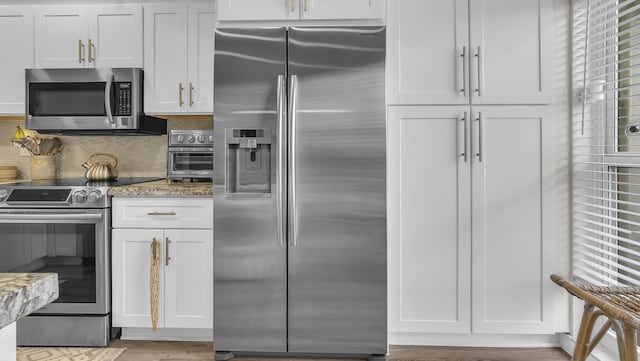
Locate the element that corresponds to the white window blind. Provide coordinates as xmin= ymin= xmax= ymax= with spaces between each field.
xmin=573 ymin=0 xmax=640 ymax=287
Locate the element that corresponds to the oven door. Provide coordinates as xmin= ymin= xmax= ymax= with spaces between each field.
xmin=168 ymin=147 xmax=214 ymax=178
xmin=0 ymin=208 xmax=110 ymax=315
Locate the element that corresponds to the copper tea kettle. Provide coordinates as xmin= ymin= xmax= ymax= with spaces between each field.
xmin=82 ymin=153 xmax=118 ymax=181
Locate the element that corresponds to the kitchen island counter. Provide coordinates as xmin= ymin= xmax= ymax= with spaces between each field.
xmin=0 ymin=273 xmax=58 ymax=361
xmin=0 ymin=273 xmax=58 ymax=329
xmin=108 ymin=179 xmax=213 ymax=197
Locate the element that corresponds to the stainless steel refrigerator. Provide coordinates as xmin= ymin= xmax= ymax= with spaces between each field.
xmin=213 ymin=26 xmax=386 ymax=359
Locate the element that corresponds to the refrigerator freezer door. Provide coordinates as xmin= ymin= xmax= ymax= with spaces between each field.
xmin=287 ymin=26 xmax=387 ymax=355
xmin=213 ymin=27 xmax=288 ymax=353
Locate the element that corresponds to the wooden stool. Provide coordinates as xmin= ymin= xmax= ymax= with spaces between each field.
xmin=551 ymin=274 xmax=640 ymax=361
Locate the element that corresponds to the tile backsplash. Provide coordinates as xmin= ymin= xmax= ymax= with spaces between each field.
xmin=0 ymin=116 xmax=212 ymax=180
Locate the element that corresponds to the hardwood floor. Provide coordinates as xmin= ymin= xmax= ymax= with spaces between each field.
xmin=108 ymin=340 xmax=571 ymax=361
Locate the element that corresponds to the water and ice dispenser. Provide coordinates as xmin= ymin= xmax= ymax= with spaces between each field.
xmin=225 ymin=128 xmax=272 ymax=197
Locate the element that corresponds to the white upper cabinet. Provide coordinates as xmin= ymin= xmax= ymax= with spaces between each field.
xmin=299 ymin=0 xmax=385 ymax=20
xmin=468 ymin=0 xmax=552 ymax=104
xmin=217 ymin=0 xmax=298 ymax=21
xmin=217 ymin=0 xmax=384 ymax=22
xmin=144 ymin=3 xmax=215 ymax=114
xmin=34 ymin=5 xmax=142 ymax=68
xmin=87 ymin=5 xmax=143 ymax=68
xmin=0 ymin=6 xmax=33 ymax=115
xmin=387 ymin=0 xmax=551 ymax=105
xmin=387 ymin=0 xmax=468 ymax=105
xmin=187 ymin=3 xmax=216 ymax=114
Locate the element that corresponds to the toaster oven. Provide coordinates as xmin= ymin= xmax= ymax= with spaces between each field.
xmin=167 ymin=130 xmax=213 ymax=180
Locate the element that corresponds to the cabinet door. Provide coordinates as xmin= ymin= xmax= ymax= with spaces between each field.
xmin=217 ymin=0 xmax=297 ymax=21
xmin=34 ymin=6 xmax=88 ymax=68
xmin=0 ymin=6 xmax=33 ymax=115
xmin=187 ymin=3 xmax=215 ymax=114
xmin=300 ymin=0 xmax=384 ymax=20
xmin=469 ymin=0 xmax=552 ymax=104
xmin=143 ymin=4 xmax=188 ymax=114
xmin=87 ymin=5 xmax=143 ymax=68
xmin=387 ymin=0 xmax=469 ymax=105
xmin=470 ymin=105 xmax=553 ymax=334
xmin=112 ymin=229 xmax=165 ymax=328
xmin=164 ymin=229 xmax=213 ymax=329
xmin=388 ymin=106 xmax=472 ymax=334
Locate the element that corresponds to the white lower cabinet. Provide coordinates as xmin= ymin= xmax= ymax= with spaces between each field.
xmin=388 ymin=105 xmax=554 ymax=338
xmin=112 ymin=198 xmax=213 ymax=333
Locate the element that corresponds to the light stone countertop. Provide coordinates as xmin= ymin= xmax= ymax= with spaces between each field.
xmin=108 ymin=179 xmax=213 ymax=197
xmin=0 ymin=273 xmax=58 ymax=329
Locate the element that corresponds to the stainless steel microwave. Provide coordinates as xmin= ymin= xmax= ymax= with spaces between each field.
xmin=25 ymin=68 xmax=166 ymax=135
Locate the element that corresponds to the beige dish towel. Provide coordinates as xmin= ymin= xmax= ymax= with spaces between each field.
xmin=150 ymin=238 xmax=161 ymax=331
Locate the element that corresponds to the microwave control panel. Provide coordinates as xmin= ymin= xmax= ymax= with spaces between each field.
xmin=115 ymin=82 xmax=132 ymax=116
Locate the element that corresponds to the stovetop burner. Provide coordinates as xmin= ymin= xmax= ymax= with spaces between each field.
xmin=0 ymin=177 xmax=163 ymax=208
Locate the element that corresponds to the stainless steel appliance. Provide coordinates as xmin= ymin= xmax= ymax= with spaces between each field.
xmin=167 ymin=129 xmax=214 ymax=181
xmin=0 ymin=177 xmax=158 ymax=346
xmin=213 ymin=27 xmax=387 ymax=359
xmin=26 ymin=68 xmax=166 ymax=135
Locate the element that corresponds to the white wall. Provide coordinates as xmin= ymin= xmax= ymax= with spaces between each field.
xmin=551 ymin=0 xmax=572 ymax=334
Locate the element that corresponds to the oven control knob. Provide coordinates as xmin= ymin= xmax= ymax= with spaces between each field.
xmin=208 ymin=135 xmax=214 ymax=143
xmin=177 ymin=135 xmax=185 ymax=143
xmin=0 ymin=189 xmax=8 ymax=203
xmin=187 ymin=135 xmax=196 ymax=143
xmin=88 ymin=191 xmax=103 ymax=203
xmin=73 ymin=190 xmax=88 ymax=204
xmin=198 ymin=135 xmax=206 ymax=143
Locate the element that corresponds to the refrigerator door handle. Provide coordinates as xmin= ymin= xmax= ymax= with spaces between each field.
xmin=288 ymin=74 xmax=299 ymax=247
xmin=276 ymin=75 xmax=286 ymax=248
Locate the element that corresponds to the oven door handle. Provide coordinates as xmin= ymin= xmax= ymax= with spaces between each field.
xmin=0 ymin=212 xmax=104 ymax=222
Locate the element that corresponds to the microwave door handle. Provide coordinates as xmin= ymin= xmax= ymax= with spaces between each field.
xmin=105 ymin=73 xmax=115 ymax=125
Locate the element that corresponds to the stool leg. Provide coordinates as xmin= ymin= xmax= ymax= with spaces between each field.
xmin=573 ymin=303 xmax=604 ymax=361
xmin=611 ymin=319 xmax=628 ymax=361
xmin=622 ymin=326 xmax=638 ymax=361
xmin=610 ymin=319 xmax=639 ymax=361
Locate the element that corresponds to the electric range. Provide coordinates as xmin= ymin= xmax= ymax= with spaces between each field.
xmin=0 ymin=177 xmax=160 ymax=346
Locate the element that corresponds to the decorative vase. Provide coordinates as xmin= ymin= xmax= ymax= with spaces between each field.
xmin=30 ymin=155 xmax=56 ymax=180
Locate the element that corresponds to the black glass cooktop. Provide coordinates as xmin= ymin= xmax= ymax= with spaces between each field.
xmin=4 ymin=177 xmax=163 ymax=188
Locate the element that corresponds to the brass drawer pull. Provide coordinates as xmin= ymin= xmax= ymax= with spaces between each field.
xmin=178 ymin=83 xmax=184 ymax=106
xmin=78 ymin=39 xmax=84 ymax=64
xmin=165 ymin=237 xmax=171 ymax=266
xmin=88 ymin=38 xmax=95 ymax=63
xmin=147 ymin=211 xmax=177 ymax=216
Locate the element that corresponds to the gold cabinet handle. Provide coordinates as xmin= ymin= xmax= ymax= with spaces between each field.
xmin=165 ymin=237 xmax=171 ymax=266
xmin=88 ymin=38 xmax=95 ymax=63
xmin=178 ymin=83 xmax=184 ymax=106
xmin=290 ymin=0 xmax=296 ymax=12
xmin=147 ymin=211 xmax=177 ymax=216
xmin=304 ymin=0 xmax=308 ymax=12
xmin=78 ymin=39 xmax=84 ymax=64
xmin=189 ymin=82 xmax=194 ymax=106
